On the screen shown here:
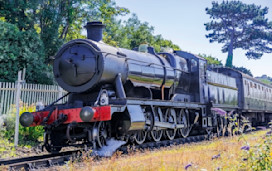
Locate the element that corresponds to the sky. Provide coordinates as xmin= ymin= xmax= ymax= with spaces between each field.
xmin=114 ymin=0 xmax=272 ymax=77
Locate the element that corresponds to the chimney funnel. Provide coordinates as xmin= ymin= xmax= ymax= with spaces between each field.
xmin=85 ymin=21 xmax=105 ymax=42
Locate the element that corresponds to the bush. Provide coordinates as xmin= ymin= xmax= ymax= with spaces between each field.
xmin=0 ymin=102 xmax=44 ymax=145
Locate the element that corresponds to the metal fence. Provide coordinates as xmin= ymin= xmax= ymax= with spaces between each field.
xmin=0 ymin=82 xmax=67 ymax=115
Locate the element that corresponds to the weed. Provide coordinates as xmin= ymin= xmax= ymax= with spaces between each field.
xmin=0 ymin=102 xmax=44 ymax=144
xmin=239 ymin=124 xmax=272 ymax=170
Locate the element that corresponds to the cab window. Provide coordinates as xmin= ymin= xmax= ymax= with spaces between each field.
xmin=191 ymin=59 xmax=197 ymax=72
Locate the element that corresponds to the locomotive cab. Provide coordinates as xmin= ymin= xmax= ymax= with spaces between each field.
xmin=175 ymin=51 xmax=207 ymax=103
xmin=157 ymin=51 xmax=191 ymax=102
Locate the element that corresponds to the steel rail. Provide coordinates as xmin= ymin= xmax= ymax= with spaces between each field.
xmin=0 ymin=150 xmax=80 ymax=170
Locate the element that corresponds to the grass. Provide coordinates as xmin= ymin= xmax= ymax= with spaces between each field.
xmin=0 ymin=138 xmax=17 ymax=158
xmin=52 ymin=130 xmax=270 ymax=171
xmin=0 ymin=135 xmax=38 ymax=159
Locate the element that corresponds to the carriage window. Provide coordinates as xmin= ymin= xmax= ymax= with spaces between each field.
xmin=179 ymin=60 xmax=188 ymax=72
xmin=191 ymin=59 xmax=197 ymax=72
xmin=250 ymin=82 xmax=253 ymax=88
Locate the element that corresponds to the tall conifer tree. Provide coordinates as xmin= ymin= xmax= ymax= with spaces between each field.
xmin=205 ymin=1 xmax=272 ymax=67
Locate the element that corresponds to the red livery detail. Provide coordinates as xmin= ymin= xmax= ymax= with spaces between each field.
xmin=29 ymin=106 xmax=111 ymax=127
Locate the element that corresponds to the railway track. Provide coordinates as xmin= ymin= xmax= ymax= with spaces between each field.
xmin=0 ymin=150 xmax=81 ymax=170
xmin=2 ymin=126 xmax=267 ymax=171
xmin=0 ymin=134 xmax=208 ymax=170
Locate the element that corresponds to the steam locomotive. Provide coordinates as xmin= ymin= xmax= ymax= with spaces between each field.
xmin=19 ymin=22 xmax=272 ymax=153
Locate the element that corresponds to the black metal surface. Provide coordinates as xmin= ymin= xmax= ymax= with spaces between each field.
xmin=85 ymin=21 xmax=105 ymax=42
xmin=214 ymin=67 xmax=272 ymax=113
xmin=115 ymin=73 xmax=126 ymax=99
xmin=19 ymin=112 xmax=33 ymax=127
xmin=80 ymin=106 xmax=95 ymax=122
xmin=125 ymin=98 xmax=205 ymax=108
xmin=53 ymin=39 xmax=104 ymax=93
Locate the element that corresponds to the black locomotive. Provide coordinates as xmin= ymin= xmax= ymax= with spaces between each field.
xmin=20 ymin=21 xmax=272 ymax=152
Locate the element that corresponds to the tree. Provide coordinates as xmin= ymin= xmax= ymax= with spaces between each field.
xmin=198 ymin=54 xmax=223 ymax=66
xmin=258 ymin=79 xmax=271 ymax=85
xmin=153 ymin=35 xmax=180 ymax=52
xmin=256 ymin=75 xmax=272 ymax=84
xmin=205 ymin=1 xmax=272 ymax=67
xmin=0 ymin=0 xmax=38 ymax=31
xmin=0 ymin=0 xmax=128 ymax=59
xmin=106 ymin=13 xmax=180 ymax=52
xmin=198 ymin=53 xmax=253 ymax=76
xmin=0 ymin=21 xmax=52 ymax=84
xmin=0 ymin=0 xmax=128 ymax=83
xmin=232 ymin=66 xmax=253 ymax=76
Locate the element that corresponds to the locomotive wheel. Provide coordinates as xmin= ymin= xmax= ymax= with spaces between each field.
xmin=144 ymin=107 xmax=155 ymax=132
xmin=44 ymin=133 xmax=62 ymax=153
xmin=96 ymin=121 xmax=109 ymax=148
xmin=134 ymin=130 xmax=147 ymax=145
xmin=216 ymin=116 xmax=224 ymax=137
xmin=242 ymin=124 xmax=252 ymax=133
xmin=121 ymin=135 xmax=130 ymax=144
xmin=150 ymin=107 xmax=163 ymax=142
xmin=177 ymin=109 xmax=191 ymax=138
xmin=164 ymin=108 xmax=177 ymax=140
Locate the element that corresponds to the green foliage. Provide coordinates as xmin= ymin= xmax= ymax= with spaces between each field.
xmin=205 ymin=1 xmax=272 ymax=67
xmin=0 ymin=0 xmax=38 ymax=31
xmin=256 ymin=75 xmax=272 ymax=85
xmin=152 ymin=35 xmax=180 ymax=52
xmin=104 ymin=13 xmax=180 ymax=52
xmin=198 ymin=54 xmax=223 ymax=66
xmin=240 ymin=130 xmax=272 ymax=170
xmin=0 ymin=0 xmax=129 ymax=58
xmin=198 ymin=53 xmax=253 ymax=76
xmin=0 ymin=103 xmax=43 ymax=145
xmin=0 ymin=131 xmax=16 ymax=158
xmin=259 ymin=79 xmax=272 ymax=85
xmin=232 ymin=66 xmax=253 ymax=77
xmin=0 ymin=21 xmax=53 ymax=84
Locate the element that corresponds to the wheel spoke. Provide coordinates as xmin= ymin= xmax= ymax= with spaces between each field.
xmin=177 ymin=109 xmax=191 ymax=138
xmin=134 ymin=130 xmax=146 ymax=145
xmin=150 ymin=107 xmax=163 ymax=142
xmin=96 ymin=121 xmax=108 ymax=148
xmin=217 ymin=117 xmax=224 ymax=137
xmin=165 ymin=108 xmax=177 ymax=140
